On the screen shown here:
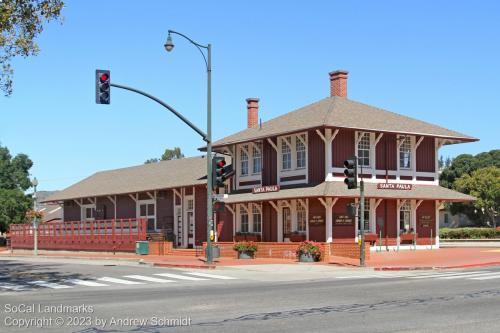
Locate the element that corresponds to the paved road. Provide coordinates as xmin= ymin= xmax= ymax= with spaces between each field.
xmin=0 ymin=258 xmax=499 ymax=333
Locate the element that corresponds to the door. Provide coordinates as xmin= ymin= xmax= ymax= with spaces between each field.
xmin=175 ymin=206 xmax=183 ymax=247
xmin=185 ymin=197 xmax=194 ymax=248
xmin=187 ymin=211 xmax=194 ymax=248
xmin=282 ymin=207 xmax=291 ymax=240
xmin=139 ymin=200 xmax=155 ymax=231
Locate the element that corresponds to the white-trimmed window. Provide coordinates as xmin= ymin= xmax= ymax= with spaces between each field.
xmin=82 ymin=204 xmax=95 ymax=221
xmin=283 ymin=207 xmax=292 ymax=234
xmin=281 ymin=137 xmax=292 ymax=170
xmin=252 ymin=143 xmax=262 ymax=174
xmin=399 ymin=201 xmax=411 ymax=232
xmin=296 ymin=134 xmax=306 ymax=169
xmin=358 ymin=133 xmax=371 ymax=167
xmin=399 ymin=138 xmax=412 ymax=169
xmin=297 ymin=201 xmax=307 ymax=232
xmin=252 ymin=204 xmax=262 ymax=233
xmin=240 ymin=208 xmax=249 ymax=232
xmin=358 ymin=199 xmax=370 ymax=231
xmin=240 ymin=145 xmax=249 ymax=176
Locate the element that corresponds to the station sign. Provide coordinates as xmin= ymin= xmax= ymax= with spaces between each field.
xmin=252 ymin=185 xmax=280 ymax=194
xmin=377 ymin=183 xmax=413 ymax=190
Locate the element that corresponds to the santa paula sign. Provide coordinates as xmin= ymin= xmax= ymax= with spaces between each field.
xmin=377 ymin=183 xmax=413 ymax=190
xmin=252 ymin=185 xmax=280 ymax=194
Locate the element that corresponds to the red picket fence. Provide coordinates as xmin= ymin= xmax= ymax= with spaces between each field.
xmin=9 ymin=218 xmax=147 ymax=252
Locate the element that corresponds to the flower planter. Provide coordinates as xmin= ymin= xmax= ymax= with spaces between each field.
xmin=234 ymin=234 xmax=260 ymax=242
xmin=289 ymin=234 xmax=306 ymax=242
xmin=298 ymin=253 xmax=316 ymax=262
xmin=238 ymin=251 xmax=255 ymax=259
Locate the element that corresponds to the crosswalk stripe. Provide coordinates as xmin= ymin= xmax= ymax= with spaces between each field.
xmin=437 ymin=272 xmax=495 ymax=280
xmin=124 ymin=275 xmax=174 ymax=283
xmin=66 ymin=279 xmax=109 ymax=287
xmin=28 ymin=281 xmax=72 ymax=289
xmin=154 ymin=273 xmax=208 ymax=281
xmin=470 ymin=273 xmax=500 ymax=280
xmin=186 ymin=272 xmax=236 ymax=280
xmin=0 ymin=282 xmax=27 ymax=291
xmin=408 ymin=271 xmax=486 ymax=279
xmin=98 ymin=277 xmax=144 ymax=285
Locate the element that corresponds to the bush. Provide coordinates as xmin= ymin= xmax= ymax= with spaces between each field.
xmin=233 ymin=241 xmax=258 ymax=253
xmin=295 ymin=241 xmax=322 ymax=260
xmin=440 ymin=228 xmax=500 ymax=239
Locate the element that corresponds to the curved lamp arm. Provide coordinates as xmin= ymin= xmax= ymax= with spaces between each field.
xmin=167 ymin=30 xmax=209 ymax=71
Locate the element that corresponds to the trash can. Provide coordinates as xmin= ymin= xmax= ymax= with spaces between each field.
xmin=206 ymin=245 xmax=220 ymax=258
xmin=135 ymin=241 xmax=149 ymax=255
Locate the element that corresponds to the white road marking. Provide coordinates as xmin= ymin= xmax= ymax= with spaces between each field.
xmin=98 ymin=277 xmax=144 ymax=285
xmin=437 ymin=272 xmax=494 ymax=280
xmin=154 ymin=273 xmax=208 ymax=281
xmin=124 ymin=275 xmax=174 ymax=283
xmin=470 ymin=273 xmax=500 ymax=280
xmin=28 ymin=281 xmax=72 ymax=289
xmin=336 ymin=275 xmax=383 ymax=279
xmin=186 ymin=272 xmax=236 ymax=280
xmin=408 ymin=271 xmax=486 ymax=279
xmin=0 ymin=282 xmax=27 ymax=291
xmin=65 ymin=279 xmax=109 ymax=287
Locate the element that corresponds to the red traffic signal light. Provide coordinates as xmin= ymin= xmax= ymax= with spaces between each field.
xmin=96 ymin=69 xmax=110 ymax=104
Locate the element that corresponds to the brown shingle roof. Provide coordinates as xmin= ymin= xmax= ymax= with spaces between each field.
xmin=43 ymin=156 xmax=210 ymax=202
xmin=224 ymin=182 xmax=475 ymax=203
xmin=212 ymin=96 xmax=477 ymax=148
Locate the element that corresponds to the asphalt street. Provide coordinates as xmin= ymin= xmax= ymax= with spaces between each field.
xmin=0 ymin=257 xmax=499 ymax=333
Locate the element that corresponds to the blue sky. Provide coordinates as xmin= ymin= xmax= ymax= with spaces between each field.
xmin=1 ymin=1 xmax=499 ymax=191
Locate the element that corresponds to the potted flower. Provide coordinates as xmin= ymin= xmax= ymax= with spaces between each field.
xmin=289 ymin=231 xmax=306 ymax=242
xmin=233 ymin=241 xmax=258 ymax=259
xmin=296 ymin=241 xmax=322 ymax=262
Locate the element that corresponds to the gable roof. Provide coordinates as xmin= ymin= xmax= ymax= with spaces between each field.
xmin=43 ymin=156 xmax=209 ymax=202
xmin=211 ymin=96 xmax=477 ymax=148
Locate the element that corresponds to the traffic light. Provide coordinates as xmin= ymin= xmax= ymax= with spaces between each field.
xmin=343 ymin=158 xmax=358 ymax=189
xmin=96 ymin=69 xmax=110 ymax=104
xmin=212 ymin=156 xmax=227 ymax=191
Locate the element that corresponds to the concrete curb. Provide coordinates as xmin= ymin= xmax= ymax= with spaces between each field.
xmin=153 ymin=262 xmax=216 ymax=269
xmin=374 ymin=261 xmax=500 ymax=271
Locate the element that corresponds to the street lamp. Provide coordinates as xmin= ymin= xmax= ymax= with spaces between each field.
xmin=165 ymin=30 xmax=214 ymax=264
xmin=32 ymin=177 xmax=39 ymax=256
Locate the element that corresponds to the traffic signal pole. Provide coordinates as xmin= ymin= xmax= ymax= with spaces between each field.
xmin=359 ymin=175 xmax=366 ymax=267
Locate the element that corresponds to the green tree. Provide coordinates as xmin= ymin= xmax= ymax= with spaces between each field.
xmin=440 ymin=149 xmax=500 ymax=226
xmin=145 ymin=147 xmax=184 ymax=164
xmin=1 ymin=0 xmax=64 ymax=96
xmin=454 ymin=167 xmax=500 ymax=228
xmin=0 ymin=144 xmax=33 ymax=232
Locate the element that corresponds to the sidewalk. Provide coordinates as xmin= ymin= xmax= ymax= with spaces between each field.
xmin=329 ymin=247 xmax=500 ymax=270
xmin=0 ymin=248 xmax=299 ymax=269
xmin=2 ymin=247 xmax=499 ymax=270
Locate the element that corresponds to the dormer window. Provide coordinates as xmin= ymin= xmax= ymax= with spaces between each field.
xmin=281 ymin=137 xmax=292 ymax=170
xmin=252 ymin=143 xmax=262 ymax=174
xmin=240 ymin=145 xmax=249 ymax=176
xmin=358 ymin=133 xmax=371 ymax=167
xmin=399 ymin=138 xmax=412 ymax=169
xmin=296 ymin=134 xmax=306 ymax=169
xmin=280 ymin=133 xmax=307 ymax=172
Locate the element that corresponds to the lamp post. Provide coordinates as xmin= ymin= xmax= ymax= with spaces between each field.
xmin=165 ymin=30 xmax=214 ymax=264
xmin=32 ymin=177 xmax=39 ymax=256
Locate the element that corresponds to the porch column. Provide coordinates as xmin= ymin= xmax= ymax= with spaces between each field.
xmin=435 ymin=200 xmax=441 ymax=248
xmin=319 ymin=197 xmax=337 ymax=243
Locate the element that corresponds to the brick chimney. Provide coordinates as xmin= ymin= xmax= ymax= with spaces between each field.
xmin=329 ymin=70 xmax=349 ymax=97
xmin=246 ymin=98 xmax=259 ymax=129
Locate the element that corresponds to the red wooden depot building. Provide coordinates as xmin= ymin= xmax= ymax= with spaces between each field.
xmin=37 ymin=70 xmax=475 ymax=254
